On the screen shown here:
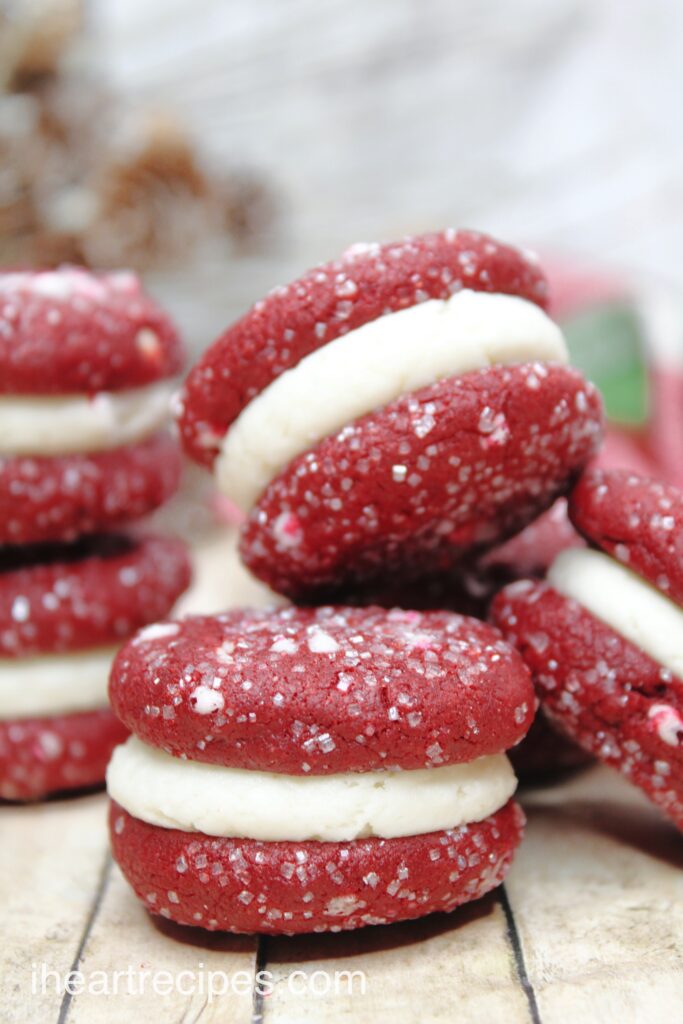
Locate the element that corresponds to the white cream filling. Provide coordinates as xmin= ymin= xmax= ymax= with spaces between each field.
xmin=0 ymin=646 xmax=117 ymax=718
xmin=0 ymin=380 xmax=173 ymax=456
xmin=215 ymin=289 xmax=568 ymax=511
xmin=548 ymin=548 xmax=683 ymax=678
xmin=107 ymin=737 xmax=516 ymax=842
xmin=174 ymin=529 xmax=285 ymax=617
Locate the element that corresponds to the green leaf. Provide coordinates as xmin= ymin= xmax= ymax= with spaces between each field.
xmin=562 ymin=304 xmax=649 ymax=425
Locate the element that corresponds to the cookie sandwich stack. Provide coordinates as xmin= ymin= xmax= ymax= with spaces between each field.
xmin=493 ymin=468 xmax=683 ymax=831
xmin=107 ymin=229 xmax=606 ymax=933
xmin=108 ymin=606 xmax=534 ymax=932
xmin=0 ymin=267 xmax=191 ymax=799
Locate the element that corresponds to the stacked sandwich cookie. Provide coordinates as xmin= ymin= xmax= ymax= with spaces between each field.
xmin=492 ymin=469 xmax=683 ymax=830
xmin=175 ymin=229 xmax=604 ymax=783
xmin=177 ymin=229 xmax=604 ymax=601
xmin=0 ymin=267 xmax=184 ymax=545
xmin=108 ymin=606 xmax=534 ymax=934
xmin=0 ymin=267 xmax=191 ymax=800
xmin=0 ymin=536 xmax=190 ymax=800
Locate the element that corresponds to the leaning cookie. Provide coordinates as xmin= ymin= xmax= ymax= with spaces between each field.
xmin=0 ymin=268 xmax=184 ymax=544
xmin=473 ymin=500 xmax=591 ymax=781
xmin=0 ymin=534 xmax=190 ymax=800
xmin=177 ymin=230 xmax=603 ymax=599
xmin=108 ymin=606 xmax=533 ymax=934
xmin=488 ymin=429 xmax=661 ymax=782
xmin=491 ymin=469 xmax=683 ymax=830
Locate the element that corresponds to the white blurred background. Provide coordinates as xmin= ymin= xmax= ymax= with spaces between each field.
xmin=2 ymin=0 xmax=683 ymax=352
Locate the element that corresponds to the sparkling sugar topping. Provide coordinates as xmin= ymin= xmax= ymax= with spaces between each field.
xmin=111 ymin=605 xmax=534 ymax=775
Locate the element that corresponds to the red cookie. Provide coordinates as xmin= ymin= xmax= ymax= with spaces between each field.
xmin=0 ymin=710 xmax=128 ymax=802
xmin=110 ymin=605 xmax=535 ymax=773
xmin=240 ymin=364 xmax=603 ymax=599
xmin=178 ymin=229 xmax=549 ymax=466
xmin=0 ymin=432 xmax=182 ymax=546
xmin=570 ymin=468 xmax=683 ymax=607
xmin=0 ymin=533 xmax=191 ymax=800
xmin=492 ymin=580 xmax=683 ymax=829
xmin=0 ymin=267 xmax=185 ymax=544
xmin=493 ymin=471 xmax=683 ymax=822
xmin=0 ymin=267 xmax=183 ymax=394
xmin=476 ymin=465 xmax=681 ymax=784
xmin=110 ymin=798 xmax=525 ymax=935
xmin=0 ymin=532 xmax=191 ymax=657
xmin=109 ymin=604 xmax=532 ymax=933
xmin=177 ymin=229 xmax=602 ymax=599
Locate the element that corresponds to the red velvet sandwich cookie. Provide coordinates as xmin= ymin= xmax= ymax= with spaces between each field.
xmin=108 ymin=605 xmax=534 ymax=933
xmin=491 ymin=469 xmax=683 ymax=829
xmin=177 ymin=230 xmax=603 ymax=599
xmin=484 ymin=429 xmax=660 ymax=781
xmin=0 ymin=267 xmax=184 ymax=544
xmin=0 ymin=533 xmax=191 ymax=801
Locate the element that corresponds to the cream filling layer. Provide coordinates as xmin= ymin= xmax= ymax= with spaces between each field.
xmin=0 ymin=380 xmax=173 ymax=456
xmin=548 ymin=548 xmax=683 ymax=678
xmin=215 ymin=289 xmax=568 ymax=511
xmin=107 ymin=737 xmax=516 ymax=842
xmin=0 ymin=646 xmax=118 ymax=718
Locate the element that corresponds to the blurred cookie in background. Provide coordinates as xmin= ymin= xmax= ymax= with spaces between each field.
xmin=0 ymin=0 xmax=277 ymax=272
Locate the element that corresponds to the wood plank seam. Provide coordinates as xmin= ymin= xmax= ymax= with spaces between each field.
xmin=251 ymin=935 xmax=269 ymax=1024
xmin=497 ymin=885 xmax=543 ymax=1024
xmin=56 ymin=850 xmax=113 ymax=1024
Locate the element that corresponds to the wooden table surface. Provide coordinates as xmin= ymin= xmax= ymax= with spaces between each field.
xmin=2 ymin=534 xmax=682 ymax=1023
xmin=2 ymin=765 xmax=682 ymax=1024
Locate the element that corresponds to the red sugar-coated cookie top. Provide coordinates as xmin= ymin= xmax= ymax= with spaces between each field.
xmin=178 ymin=229 xmax=549 ymax=466
xmin=0 ymin=534 xmax=191 ymax=657
xmin=569 ymin=469 xmax=683 ymax=608
xmin=0 ymin=267 xmax=184 ymax=394
xmin=110 ymin=605 xmax=535 ymax=774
